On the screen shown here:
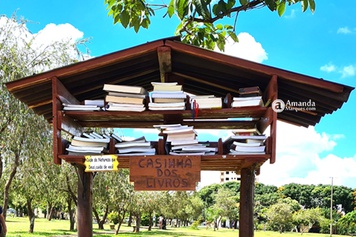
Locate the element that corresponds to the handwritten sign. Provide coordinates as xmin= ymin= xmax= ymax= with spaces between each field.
xmin=129 ymin=156 xmax=201 ymax=191
xmin=84 ymin=155 xmax=119 ymax=172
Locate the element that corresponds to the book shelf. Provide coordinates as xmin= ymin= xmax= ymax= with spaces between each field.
xmin=52 ymin=76 xmax=277 ymax=173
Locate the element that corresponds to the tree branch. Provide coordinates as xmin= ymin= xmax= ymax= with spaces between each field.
xmin=191 ymin=0 xmax=265 ymax=24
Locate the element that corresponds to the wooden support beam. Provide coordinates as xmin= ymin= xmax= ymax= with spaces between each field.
xmin=157 ymin=46 xmax=172 ymax=82
xmin=76 ymin=165 xmax=93 ymax=237
xmin=239 ymin=167 xmax=255 ymax=237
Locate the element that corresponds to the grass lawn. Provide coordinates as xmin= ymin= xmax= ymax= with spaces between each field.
xmin=5 ymin=216 xmax=344 ymax=237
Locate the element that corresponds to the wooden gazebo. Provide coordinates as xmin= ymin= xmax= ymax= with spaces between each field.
xmin=6 ymin=37 xmax=353 ymax=237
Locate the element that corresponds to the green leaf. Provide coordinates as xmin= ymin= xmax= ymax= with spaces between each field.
xmin=141 ymin=18 xmax=149 ymax=29
xmin=308 ymin=0 xmax=316 ymax=13
xmin=277 ymin=0 xmax=286 ymax=16
xmin=239 ymin=0 xmax=248 ymax=5
xmin=216 ymin=23 xmax=223 ymax=30
xmin=228 ymin=31 xmax=238 ymax=42
xmin=302 ymin=0 xmax=308 ymax=12
xmin=227 ymin=0 xmax=236 ymax=9
xmin=167 ymin=0 xmax=175 ymax=17
xmin=120 ymin=10 xmax=130 ymax=28
xmin=175 ymin=0 xmax=189 ymax=19
xmin=265 ymin=0 xmax=276 ymax=11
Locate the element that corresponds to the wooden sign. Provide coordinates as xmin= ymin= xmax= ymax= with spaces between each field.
xmin=84 ymin=155 xmax=119 ymax=172
xmin=129 ymin=155 xmax=201 ymax=191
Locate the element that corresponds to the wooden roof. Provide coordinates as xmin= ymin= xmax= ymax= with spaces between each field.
xmin=5 ymin=37 xmax=353 ymax=127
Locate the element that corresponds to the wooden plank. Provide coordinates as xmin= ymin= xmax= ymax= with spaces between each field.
xmin=269 ymin=75 xmax=278 ymax=164
xmin=52 ymin=77 xmax=62 ymax=165
xmin=157 ymin=46 xmax=172 ymax=82
xmin=76 ymin=165 xmax=93 ymax=237
xmin=239 ymin=167 xmax=255 ymax=237
xmin=129 ymin=155 xmax=201 ymax=191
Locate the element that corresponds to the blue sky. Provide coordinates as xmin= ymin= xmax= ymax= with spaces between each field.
xmin=2 ymin=1 xmax=356 ymax=188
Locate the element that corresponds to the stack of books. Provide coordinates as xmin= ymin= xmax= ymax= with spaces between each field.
xmin=115 ymin=136 xmax=156 ymax=156
xmin=148 ymin=82 xmax=187 ymax=110
xmin=66 ymin=132 xmax=110 ymax=155
xmin=231 ymin=86 xmax=264 ymax=108
xmin=189 ymin=95 xmax=222 ymax=109
xmin=224 ymin=128 xmax=266 ymax=155
xmin=103 ymin=84 xmax=148 ymax=112
xmin=155 ymin=124 xmax=217 ymax=155
xmin=62 ymin=99 xmax=105 ymax=111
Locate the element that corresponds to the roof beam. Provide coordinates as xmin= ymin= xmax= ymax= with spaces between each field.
xmin=157 ymin=46 xmax=172 ymax=82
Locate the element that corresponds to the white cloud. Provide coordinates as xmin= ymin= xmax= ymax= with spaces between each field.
xmin=221 ymin=32 xmax=268 ymax=63
xmin=34 ymin=23 xmax=83 ymax=45
xmin=337 ymin=26 xmax=352 ymax=34
xmin=340 ymin=65 xmax=356 ymax=78
xmin=320 ymin=63 xmax=336 ymax=73
xmin=320 ymin=63 xmax=356 ymax=78
xmin=258 ymin=121 xmax=356 ymax=188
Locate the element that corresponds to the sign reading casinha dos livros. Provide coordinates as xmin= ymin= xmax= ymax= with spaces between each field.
xmin=84 ymin=154 xmax=119 ymax=172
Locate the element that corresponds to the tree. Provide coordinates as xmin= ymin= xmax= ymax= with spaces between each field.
xmin=104 ymin=0 xmax=316 ymax=50
xmin=266 ymin=201 xmax=294 ymax=233
xmin=0 ymin=14 xmax=86 ymax=232
xmin=293 ymin=207 xmax=327 ymax=234
xmin=337 ymin=210 xmax=356 ymax=235
xmin=211 ymin=187 xmax=239 ymax=230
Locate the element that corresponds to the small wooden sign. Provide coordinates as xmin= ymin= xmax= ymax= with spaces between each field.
xmin=84 ymin=154 xmax=119 ymax=172
xmin=129 ymin=155 xmax=201 ymax=191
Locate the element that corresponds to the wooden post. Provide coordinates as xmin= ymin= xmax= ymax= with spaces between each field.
xmin=77 ymin=165 xmax=93 ymax=237
xmin=239 ymin=167 xmax=255 ymax=237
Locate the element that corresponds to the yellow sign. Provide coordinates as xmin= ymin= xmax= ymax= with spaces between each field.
xmin=84 ymin=154 xmax=119 ymax=172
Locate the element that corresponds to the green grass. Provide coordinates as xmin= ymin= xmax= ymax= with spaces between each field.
xmin=5 ymin=216 xmax=345 ymax=237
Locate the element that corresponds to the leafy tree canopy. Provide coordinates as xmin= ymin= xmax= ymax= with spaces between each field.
xmin=104 ymin=0 xmax=316 ymax=50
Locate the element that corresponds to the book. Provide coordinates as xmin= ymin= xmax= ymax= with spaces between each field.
xmin=153 ymin=98 xmax=186 ymax=103
xmin=232 ymin=140 xmax=264 ymax=147
xmin=84 ymin=99 xmax=105 ymax=107
xmin=71 ymin=136 xmax=110 ymax=147
xmin=148 ymin=102 xmax=185 ymax=110
xmin=166 ymin=131 xmax=197 ymax=141
xmin=105 ymin=103 xmax=146 ymax=112
xmin=233 ymin=96 xmax=262 ymax=101
xmin=103 ymin=84 xmax=147 ymax=94
xmin=170 ymin=139 xmax=199 ymax=146
xmin=115 ymin=141 xmax=151 ymax=148
xmin=231 ymin=128 xmax=261 ymax=135
xmin=181 ymin=146 xmax=218 ymax=152
xmin=161 ymin=126 xmax=194 ymax=134
xmin=117 ymin=147 xmax=156 ymax=154
xmin=150 ymin=91 xmax=186 ymax=99
xmin=229 ymin=134 xmax=267 ymax=140
xmin=151 ymin=82 xmax=182 ymax=91
xmin=62 ymin=104 xmax=101 ymax=111
xmin=169 ymin=151 xmax=206 ymax=156
xmin=170 ymin=143 xmax=206 ymax=150
xmin=190 ymin=95 xmax=222 ymax=109
xmin=107 ymin=91 xmax=147 ymax=98
xmin=110 ymin=132 xmax=123 ymax=142
xmin=153 ymin=124 xmax=184 ymax=130
xmin=231 ymin=96 xmax=264 ymax=107
xmin=105 ymin=95 xmax=144 ymax=104
xmin=229 ymin=150 xmax=265 ymax=155
xmin=67 ymin=145 xmax=105 ymax=152
xmin=233 ymin=145 xmax=265 ymax=152
xmin=117 ymin=151 xmax=156 ymax=156
xmin=238 ymin=86 xmax=262 ymax=96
